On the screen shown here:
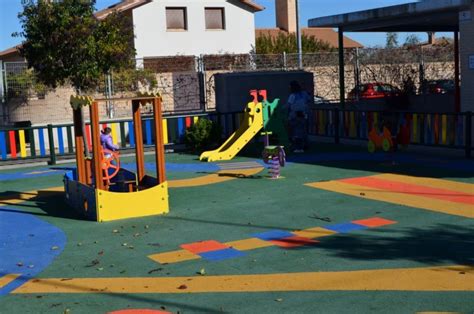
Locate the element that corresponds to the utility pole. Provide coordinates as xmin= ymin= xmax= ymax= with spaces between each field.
xmin=295 ymin=0 xmax=303 ymax=69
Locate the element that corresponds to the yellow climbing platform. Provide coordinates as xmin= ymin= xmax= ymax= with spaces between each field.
xmin=200 ymin=102 xmax=264 ymax=162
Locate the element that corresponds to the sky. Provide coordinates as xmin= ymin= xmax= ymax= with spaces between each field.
xmin=0 ymin=0 xmax=451 ymax=52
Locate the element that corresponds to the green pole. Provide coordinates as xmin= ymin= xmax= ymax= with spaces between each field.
xmin=47 ymin=124 xmax=57 ymax=165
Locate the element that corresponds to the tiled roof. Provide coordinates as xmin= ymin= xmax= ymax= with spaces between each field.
xmin=256 ymin=28 xmax=363 ymax=48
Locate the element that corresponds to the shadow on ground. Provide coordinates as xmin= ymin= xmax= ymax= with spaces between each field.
xmin=0 ymin=190 xmax=82 ymax=221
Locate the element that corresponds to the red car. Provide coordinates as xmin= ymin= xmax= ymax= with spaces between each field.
xmin=348 ymin=83 xmax=402 ymax=101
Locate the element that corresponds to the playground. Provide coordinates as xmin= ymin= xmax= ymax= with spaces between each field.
xmin=1 ymin=139 xmax=474 ymax=313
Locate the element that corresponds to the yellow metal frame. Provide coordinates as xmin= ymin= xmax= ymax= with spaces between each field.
xmin=96 ymin=181 xmax=169 ymax=222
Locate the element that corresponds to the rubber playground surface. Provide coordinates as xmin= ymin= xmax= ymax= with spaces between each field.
xmin=1 ymin=143 xmax=473 ymax=314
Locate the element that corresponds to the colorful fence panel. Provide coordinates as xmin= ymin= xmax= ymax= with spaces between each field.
xmin=0 ymin=110 xmax=472 ymax=162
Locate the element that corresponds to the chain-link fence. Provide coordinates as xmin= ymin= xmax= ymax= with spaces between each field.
xmin=1 ymin=46 xmax=455 ymax=126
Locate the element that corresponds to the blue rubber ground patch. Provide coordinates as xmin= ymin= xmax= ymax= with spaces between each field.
xmin=324 ymin=222 xmax=367 ymax=233
xmin=252 ymin=230 xmax=295 ymax=241
xmin=0 ymin=209 xmax=67 ymax=296
xmin=199 ymin=248 xmax=245 ymax=261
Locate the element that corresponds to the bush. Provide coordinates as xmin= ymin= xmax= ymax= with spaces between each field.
xmin=184 ymin=118 xmax=221 ymax=153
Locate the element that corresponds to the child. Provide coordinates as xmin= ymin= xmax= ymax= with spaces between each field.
xmin=100 ymin=127 xmax=119 ymax=152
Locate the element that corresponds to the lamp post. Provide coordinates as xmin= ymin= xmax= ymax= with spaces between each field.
xmin=295 ymin=0 xmax=302 ymax=69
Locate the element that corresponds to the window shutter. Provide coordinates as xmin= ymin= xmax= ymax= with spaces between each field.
xmin=205 ymin=8 xmax=224 ymax=30
xmin=166 ymin=8 xmax=187 ymax=30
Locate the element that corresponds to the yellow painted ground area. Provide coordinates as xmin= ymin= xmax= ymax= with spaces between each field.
xmin=168 ymin=167 xmax=264 ymax=188
xmin=0 ymin=274 xmax=21 ymax=288
xmin=148 ymin=227 xmax=336 ymax=264
xmin=0 ymin=167 xmax=265 ymax=205
xmin=305 ymin=174 xmax=474 ymax=218
xmin=13 ymin=265 xmax=474 ymax=294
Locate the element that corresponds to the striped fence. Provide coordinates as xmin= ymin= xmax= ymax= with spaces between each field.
xmin=0 ymin=112 xmax=210 ymax=163
xmin=309 ymin=108 xmax=473 ymax=157
xmin=0 ymin=109 xmax=472 ymax=163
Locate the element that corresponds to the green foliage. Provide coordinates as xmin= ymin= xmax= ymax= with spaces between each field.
xmin=184 ymin=119 xmax=222 ymax=152
xmin=111 ymin=68 xmax=158 ymax=92
xmin=7 ymin=69 xmax=47 ymax=98
xmin=256 ymin=33 xmax=333 ymax=54
xmin=16 ymin=0 xmax=135 ymax=92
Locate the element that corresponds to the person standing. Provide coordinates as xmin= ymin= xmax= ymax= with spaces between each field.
xmin=285 ymin=81 xmax=312 ymax=152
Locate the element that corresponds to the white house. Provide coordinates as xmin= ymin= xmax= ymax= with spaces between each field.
xmin=131 ymin=0 xmax=264 ymax=58
xmin=0 ymin=0 xmax=264 ymax=61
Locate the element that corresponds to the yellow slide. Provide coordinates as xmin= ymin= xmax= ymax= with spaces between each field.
xmin=200 ymin=102 xmax=264 ymax=162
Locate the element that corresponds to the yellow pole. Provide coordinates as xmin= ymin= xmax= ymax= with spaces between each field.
xmin=162 ymin=119 xmax=168 ymax=145
xmin=19 ymin=130 xmax=27 ymax=158
xmin=441 ymin=115 xmax=447 ymax=144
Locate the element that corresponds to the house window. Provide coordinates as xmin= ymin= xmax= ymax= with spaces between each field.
xmin=166 ymin=7 xmax=187 ymax=30
xmin=205 ymin=8 xmax=225 ymax=30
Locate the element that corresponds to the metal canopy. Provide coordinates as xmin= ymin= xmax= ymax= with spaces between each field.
xmin=308 ymin=0 xmax=472 ymax=32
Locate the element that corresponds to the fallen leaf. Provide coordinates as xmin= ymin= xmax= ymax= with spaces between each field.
xmin=147 ymin=243 xmax=160 ymax=247
xmin=86 ymin=259 xmax=100 ymax=267
xmin=148 ymin=268 xmax=163 ymax=274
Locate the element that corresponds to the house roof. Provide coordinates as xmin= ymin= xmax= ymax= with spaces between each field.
xmin=256 ymin=28 xmax=363 ymax=48
xmin=94 ymin=0 xmax=151 ymax=20
xmin=238 ymin=0 xmax=265 ymax=12
xmin=0 ymin=45 xmax=22 ymax=58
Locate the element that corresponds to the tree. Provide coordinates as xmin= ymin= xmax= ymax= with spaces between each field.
xmin=256 ymin=33 xmax=334 ymax=54
xmin=16 ymin=0 xmax=136 ymax=156
xmin=386 ymin=32 xmax=399 ymax=48
xmin=404 ymin=34 xmax=421 ymax=47
xmin=16 ymin=0 xmax=135 ymax=93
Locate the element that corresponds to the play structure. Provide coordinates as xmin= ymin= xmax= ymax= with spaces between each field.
xmin=368 ymin=127 xmax=393 ymax=153
xmin=200 ymin=89 xmax=288 ymax=162
xmin=367 ymin=115 xmax=411 ymax=153
xmin=64 ymin=94 xmax=169 ymax=222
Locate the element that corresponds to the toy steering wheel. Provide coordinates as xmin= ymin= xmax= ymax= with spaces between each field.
xmin=100 ymin=148 xmax=120 ymax=182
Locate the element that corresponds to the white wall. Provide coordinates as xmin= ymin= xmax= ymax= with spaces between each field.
xmin=133 ymin=0 xmax=256 ymax=58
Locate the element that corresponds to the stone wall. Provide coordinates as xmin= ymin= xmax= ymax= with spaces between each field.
xmin=4 ymin=60 xmax=456 ymax=126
